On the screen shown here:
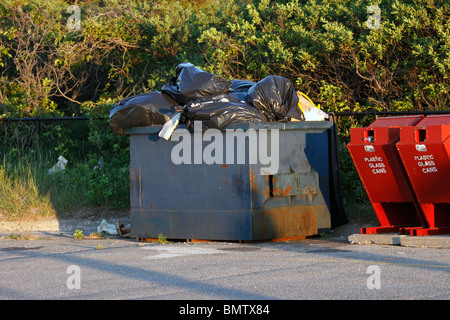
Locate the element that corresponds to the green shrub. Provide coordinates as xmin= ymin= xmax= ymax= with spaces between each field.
xmin=1 ymin=0 xmax=448 ymax=218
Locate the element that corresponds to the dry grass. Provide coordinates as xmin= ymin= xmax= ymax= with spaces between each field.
xmin=0 ymin=162 xmax=57 ymax=221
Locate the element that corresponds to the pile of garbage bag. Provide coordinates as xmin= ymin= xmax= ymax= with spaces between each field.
xmin=109 ymin=62 xmax=327 ymax=136
xmin=109 ymin=91 xmax=178 ymax=136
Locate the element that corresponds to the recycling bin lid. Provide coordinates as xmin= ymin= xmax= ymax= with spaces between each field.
xmin=369 ymin=115 xmax=424 ymax=128
xmin=414 ymin=114 xmax=450 ymax=127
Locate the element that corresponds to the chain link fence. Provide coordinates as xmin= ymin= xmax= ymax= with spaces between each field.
xmin=2 ymin=111 xmax=449 ymax=160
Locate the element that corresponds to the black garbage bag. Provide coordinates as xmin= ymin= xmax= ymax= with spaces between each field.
xmin=184 ymin=95 xmax=265 ymax=130
xmin=245 ymin=75 xmax=303 ymax=122
xmin=161 ymin=62 xmax=232 ymax=105
xmin=228 ymin=79 xmax=256 ymax=102
xmin=109 ymin=91 xmax=179 ymax=136
xmin=230 ymin=79 xmax=256 ymax=92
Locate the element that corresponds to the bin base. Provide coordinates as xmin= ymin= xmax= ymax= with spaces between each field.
xmin=361 ymin=226 xmax=400 ymax=234
xmin=406 ymin=226 xmax=450 ymax=236
xmin=362 ymin=225 xmax=450 ymax=236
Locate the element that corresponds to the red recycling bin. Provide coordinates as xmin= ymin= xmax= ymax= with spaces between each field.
xmin=396 ymin=115 xmax=450 ymax=236
xmin=347 ymin=116 xmax=426 ymax=234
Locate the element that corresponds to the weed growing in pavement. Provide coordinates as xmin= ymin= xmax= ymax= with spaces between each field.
xmin=157 ymin=232 xmax=168 ymax=244
xmin=73 ymin=229 xmax=84 ymax=239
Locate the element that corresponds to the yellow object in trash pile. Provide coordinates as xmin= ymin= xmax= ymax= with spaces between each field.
xmin=297 ymin=91 xmax=318 ymax=113
xmin=293 ymin=91 xmax=328 ymax=121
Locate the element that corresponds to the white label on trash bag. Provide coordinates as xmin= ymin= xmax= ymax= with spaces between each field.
xmin=159 ymin=112 xmax=181 ymax=140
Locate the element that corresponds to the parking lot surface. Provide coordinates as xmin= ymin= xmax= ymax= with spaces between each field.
xmin=0 ymin=230 xmax=448 ymax=302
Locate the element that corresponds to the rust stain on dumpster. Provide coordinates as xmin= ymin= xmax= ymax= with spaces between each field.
xmin=249 ymin=169 xmax=256 ymax=204
xmin=253 ymin=206 xmax=320 ymax=239
xmin=272 ymin=185 xmax=293 ymax=197
xmin=130 ymin=168 xmax=142 ymax=207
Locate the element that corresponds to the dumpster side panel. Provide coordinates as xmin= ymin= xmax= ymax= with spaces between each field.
xmin=130 ymin=133 xmax=249 ymax=212
xmin=129 ymin=132 xmax=254 ymax=240
xmin=131 ymin=209 xmax=253 ymax=240
xmin=248 ymin=126 xmax=332 ymax=209
xmin=247 ymin=125 xmax=332 ymax=239
xmin=128 ymin=122 xmax=333 ymax=240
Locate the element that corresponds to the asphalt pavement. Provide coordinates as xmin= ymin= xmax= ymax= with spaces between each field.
xmin=0 ymin=221 xmax=449 ymax=304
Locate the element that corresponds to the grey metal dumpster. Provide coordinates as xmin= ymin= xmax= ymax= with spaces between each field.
xmin=126 ymin=120 xmax=343 ymax=241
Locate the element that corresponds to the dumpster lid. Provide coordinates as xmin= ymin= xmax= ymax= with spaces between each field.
xmin=124 ymin=120 xmax=333 ymax=135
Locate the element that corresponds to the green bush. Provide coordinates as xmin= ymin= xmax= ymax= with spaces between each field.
xmin=1 ymin=0 xmax=448 ymax=116
xmin=1 ymin=0 xmax=449 ymax=218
